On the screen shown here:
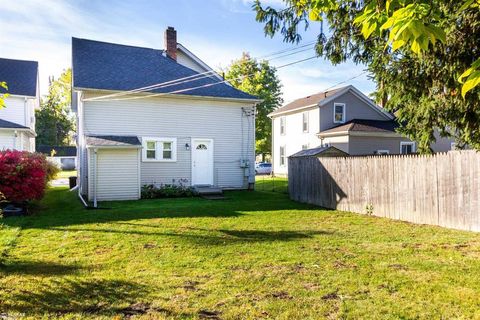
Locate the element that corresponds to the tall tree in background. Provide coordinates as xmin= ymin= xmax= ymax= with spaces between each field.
xmin=254 ymin=0 xmax=479 ymax=152
xmin=225 ymin=53 xmax=283 ymax=160
xmin=36 ymin=69 xmax=75 ymax=146
xmin=0 ymin=82 xmax=8 ymax=109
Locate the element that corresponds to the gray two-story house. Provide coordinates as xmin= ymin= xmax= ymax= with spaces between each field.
xmin=269 ymin=85 xmax=454 ymax=176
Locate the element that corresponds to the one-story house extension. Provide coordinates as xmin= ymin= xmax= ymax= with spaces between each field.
xmin=269 ymin=85 xmax=455 ymax=176
xmin=0 ymin=58 xmax=39 ymax=151
xmin=72 ymin=27 xmax=260 ymax=204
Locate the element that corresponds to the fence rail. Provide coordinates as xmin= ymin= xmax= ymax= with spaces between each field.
xmin=288 ymin=151 xmax=480 ymax=232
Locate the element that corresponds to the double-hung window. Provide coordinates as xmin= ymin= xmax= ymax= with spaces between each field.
xmin=333 ymin=103 xmax=346 ymax=123
xmin=279 ymin=146 xmax=286 ymax=166
xmin=142 ymin=137 xmax=177 ymax=162
xmin=400 ymin=142 xmax=415 ymax=154
xmin=302 ymin=112 xmax=309 ymax=132
xmin=280 ymin=116 xmax=286 ymax=135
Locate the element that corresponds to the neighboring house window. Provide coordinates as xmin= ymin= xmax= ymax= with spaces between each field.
xmin=376 ymin=150 xmax=389 ymax=155
xmin=280 ymin=146 xmax=286 ymax=166
xmin=333 ymin=103 xmax=346 ymax=123
xmin=142 ymin=137 xmax=177 ymax=161
xmin=302 ymin=144 xmax=309 ymax=150
xmin=400 ymin=142 xmax=415 ymax=154
xmin=280 ymin=116 xmax=286 ymax=135
xmin=451 ymin=142 xmax=457 ymax=150
xmin=302 ymin=112 xmax=309 ymax=132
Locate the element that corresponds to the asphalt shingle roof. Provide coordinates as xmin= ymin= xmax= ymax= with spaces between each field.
xmin=0 ymin=58 xmax=38 ymax=97
xmin=86 ymin=135 xmax=141 ymax=147
xmin=269 ymin=87 xmax=346 ymax=117
xmin=72 ymin=38 xmax=258 ymax=100
xmin=319 ymin=119 xmax=399 ymax=135
xmin=290 ymin=146 xmax=349 ymax=158
xmin=0 ymin=118 xmax=29 ymax=129
xmin=36 ymin=145 xmax=77 ymax=157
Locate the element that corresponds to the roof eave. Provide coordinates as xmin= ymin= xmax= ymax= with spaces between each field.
xmin=317 ymin=130 xmax=401 ymax=138
xmin=268 ymin=103 xmax=319 ymax=118
xmin=75 ymin=87 xmax=262 ymax=104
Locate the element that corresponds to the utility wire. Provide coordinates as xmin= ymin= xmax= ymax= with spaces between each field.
xmin=85 ymin=42 xmax=318 ymax=102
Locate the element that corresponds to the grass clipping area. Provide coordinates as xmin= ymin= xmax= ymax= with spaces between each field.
xmin=0 ymin=182 xmax=480 ymax=319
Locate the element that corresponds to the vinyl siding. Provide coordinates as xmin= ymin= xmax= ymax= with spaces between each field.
xmin=0 ymin=96 xmax=26 ymax=126
xmin=320 ymin=91 xmax=390 ymax=132
xmin=176 ymin=51 xmax=209 ymax=74
xmin=79 ymin=92 xmax=255 ymax=193
xmin=272 ymin=107 xmax=320 ymax=175
xmin=0 ymin=131 xmax=15 ymax=150
xmin=88 ymin=148 xmax=140 ymax=201
xmin=348 ymin=135 xmax=412 ymax=155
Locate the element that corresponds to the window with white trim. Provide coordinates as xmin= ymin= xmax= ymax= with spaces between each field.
xmin=302 ymin=112 xmax=309 ymax=132
xmin=280 ymin=146 xmax=286 ymax=166
xmin=400 ymin=142 xmax=415 ymax=154
xmin=333 ymin=103 xmax=346 ymax=123
xmin=280 ymin=116 xmax=286 ymax=135
xmin=451 ymin=142 xmax=457 ymax=150
xmin=142 ymin=137 xmax=177 ymax=162
xmin=302 ymin=144 xmax=309 ymax=150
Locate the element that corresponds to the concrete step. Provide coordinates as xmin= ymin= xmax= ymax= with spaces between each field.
xmin=194 ymin=186 xmax=223 ymax=196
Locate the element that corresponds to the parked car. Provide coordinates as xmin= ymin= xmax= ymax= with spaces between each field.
xmin=255 ymin=162 xmax=272 ymax=175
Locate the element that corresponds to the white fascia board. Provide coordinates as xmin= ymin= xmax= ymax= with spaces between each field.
xmin=75 ymin=88 xmax=262 ymax=104
xmin=176 ymin=43 xmax=224 ymax=81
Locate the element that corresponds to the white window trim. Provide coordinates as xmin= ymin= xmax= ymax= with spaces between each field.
xmin=280 ymin=116 xmax=286 ymax=135
xmin=400 ymin=141 xmax=416 ymax=154
xmin=376 ymin=150 xmax=390 ymax=155
xmin=279 ymin=145 xmax=286 ymax=167
xmin=142 ymin=137 xmax=177 ymax=162
xmin=302 ymin=112 xmax=309 ymax=133
xmin=333 ymin=103 xmax=346 ymax=124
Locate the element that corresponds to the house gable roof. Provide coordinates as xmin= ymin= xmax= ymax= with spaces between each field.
xmin=0 ymin=118 xmax=30 ymax=130
xmin=269 ymin=87 xmax=346 ymax=117
xmin=290 ymin=145 xmax=349 ymax=158
xmin=318 ymin=119 xmax=399 ymax=136
xmin=0 ymin=58 xmax=38 ymax=97
xmin=86 ymin=135 xmax=142 ymax=148
xmin=269 ymin=85 xmax=393 ymax=120
xmin=72 ymin=38 xmax=257 ymax=101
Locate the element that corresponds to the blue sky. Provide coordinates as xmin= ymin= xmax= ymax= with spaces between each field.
xmin=0 ymin=0 xmax=375 ymax=103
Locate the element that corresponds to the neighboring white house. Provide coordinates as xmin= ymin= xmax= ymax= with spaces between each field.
xmin=269 ymin=85 xmax=455 ymax=176
xmin=72 ymin=27 xmax=260 ymax=204
xmin=0 ymin=58 xmax=39 ymax=151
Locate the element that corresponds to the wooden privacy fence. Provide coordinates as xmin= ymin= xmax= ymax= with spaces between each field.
xmin=288 ymin=150 xmax=480 ymax=232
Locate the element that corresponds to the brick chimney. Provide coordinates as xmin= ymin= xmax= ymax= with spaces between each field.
xmin=164 ymin=26 xmax=177 ymax=60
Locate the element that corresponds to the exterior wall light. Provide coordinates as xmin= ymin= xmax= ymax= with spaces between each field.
xmin=185 ymin=143 xmax=190 ymax=151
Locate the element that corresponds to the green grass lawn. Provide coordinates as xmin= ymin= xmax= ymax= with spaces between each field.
xmin=255 ymin=175 xmax=288 ymax=193
xmin=1 ymin=184 xmax=480 ymax=319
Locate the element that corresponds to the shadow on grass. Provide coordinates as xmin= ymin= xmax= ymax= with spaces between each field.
xmin=3 ymin=187 xmax=317 ymax=230
xmin=1 ymin=278 xmax=183 ymax=317
xmin=0 ymin=260 xmax=84 ymax=276
xmin=46 ymin=225 xmax=333 ymax=245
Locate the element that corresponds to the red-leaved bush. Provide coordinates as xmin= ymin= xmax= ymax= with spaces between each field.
xmin=0 ymin=150 xmax=58 ymax=203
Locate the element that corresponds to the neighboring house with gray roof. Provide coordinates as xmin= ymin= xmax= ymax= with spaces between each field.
xmin=269 ymin=85 xmax=454 ymax=176
xmin=73 ymin=27 xmax=260 ymax=204
xmin=0 ymin=58 xmax=39 ymax=151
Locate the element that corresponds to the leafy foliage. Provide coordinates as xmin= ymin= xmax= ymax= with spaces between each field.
xmin=36 ymin=69 xmax=75 ymax=146
xmin=254 ymin=0 xmax=480 ymax=151
xmin=0 ymin=150 xmax=59 ymax=203
xmin=225 ymin=53 xmax=283 ymax=159
xmin=0 ymin=82 xmax=9 ymax=109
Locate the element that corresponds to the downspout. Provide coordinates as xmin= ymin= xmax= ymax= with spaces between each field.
xmin=93 ymin=148 xmax=98 ymax=208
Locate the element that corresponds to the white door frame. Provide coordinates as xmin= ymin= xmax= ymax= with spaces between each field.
xmin=191 ymin=138 xmax=214 ymax=186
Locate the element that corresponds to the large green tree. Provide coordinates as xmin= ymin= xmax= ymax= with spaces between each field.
xmin=225 ymin=53 xmax=283 ymax=160
xmin=36 ymin=69 xmax=75 ymax=146
xmin=0 ymin=82 xmax=8 ymax=109
xmin=254 ymin=0 xmax=479 ymax=152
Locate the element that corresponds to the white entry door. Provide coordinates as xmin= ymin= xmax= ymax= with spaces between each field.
xmin=192 ymin=139 xmax=214 ymax=185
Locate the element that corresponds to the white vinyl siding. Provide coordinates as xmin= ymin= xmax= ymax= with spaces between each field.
xmin=80 ymin=93 xmax=255 ymax=190
xmin=88 ymin=148 xmax=140 ymax=201
xmin=0 ymin=131 xmax=15 ymax=150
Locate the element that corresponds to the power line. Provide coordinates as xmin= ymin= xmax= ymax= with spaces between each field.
xmin=84 ymin=42 xmax=319 ymax=102
xmin=101 ymin=55 xmax=320 ymax=102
